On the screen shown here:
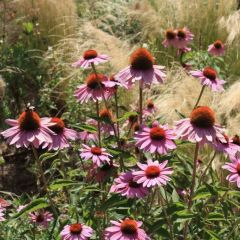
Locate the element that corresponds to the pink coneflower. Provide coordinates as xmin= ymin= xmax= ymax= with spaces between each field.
xmin=86 ymin=161 xmax=118 ymax=183
xmin=110 ymin=171 xmax=149 ymax=199
xmin=208 ymin=40 xmax=225 ymax=56
xmin=60 ymin=223 xmax=93 ymax=240
xmin=72 ymin=49 xmax=109 ymax=69
xmin=162 ymin=29 xmax=177 ymax=47
xmin=175 ymin=106 xmax=225 ymax=146
xmin=115 ymin=48 xmax=166 ymax=87
xmin=134 ymin=122 xmax=176 ymax=154
xmin=177 ymin=46 xmax=191 ymax=56
xmin=133 ymin=159 xmax=173 ymax=188
xmin=0 ymin=207 xmax=5 ymax=222
xmin=174 ymin=27 xmax=194 ymax=49
xmin=143 ymin=99 xmax=156 ymax=117
xmin=43 ymin=117 xmax=77 ymax=150
xmin=104 ymin=218 xmax=150 ymax=240
xmin=190 ymin=67 xmax=225 ymax=92
xmin=212 ymin=134 xmax=240 ymax=156
xmin=99 ymin=108 xmax=116 ymax=136
xmin=80 ymin=144 xmax=112 ymax=166
xmin=79 ymin=119 xmax=98 ymax=143
xmin=0 ymin=198 xmax=10 ymax=208
xmin=222 ymin=158 xmax=240 ymax=188
xmin=74 ymin=73 xmax=110 ymax=103
xmin=29 ymin=211 xmax=53 ymax=228
xmin=104 ymin=75 xmax=128 ymax=90
xmin=1 ymin=106 xmax=54 ymax=148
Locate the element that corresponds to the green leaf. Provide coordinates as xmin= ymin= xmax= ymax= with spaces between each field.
xmin=207 ymin=212 xmax=225 ymax=221
xmin=12 ymin=198 xmax=49 ymax=218
xmin=39 ymin=151 xmax=59 ymax=162
xmin=205 ymin=229 xmax=221 ymax=240
xmin=116 ymin=111 xmax=138 ymax=122
xmin=49 ymin=179 xmax=78 ymax=190
xmin=73 ymin=124 xmax=97 ymax=133
xmin=100 ymin=195 xmax=128 ymax=211
xmin=174 ymin=209 xmax=195 ymax=219
xmin=22 ymin=22 xmax=33 ymax=34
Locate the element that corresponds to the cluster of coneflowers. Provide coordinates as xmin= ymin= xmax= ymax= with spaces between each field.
xmin=0 ymin=26 xmax=240 ymax=240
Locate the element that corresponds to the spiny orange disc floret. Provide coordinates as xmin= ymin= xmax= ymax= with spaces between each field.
xmin=150 ymin=127 xmax=166 ymax=140
xmin=177 ymin=29 xmax=186 ymax=39
xmin=214 ymin=40 xmax=223 ymax=49
xmin=120 ymin=219 xmax=138 ymax=235
xmin=237 ymin=163 xmax=240 ymax=175
xmin=99 ymin=108 xmax=113 ymax=122
xmin=166 ymin=29 xmax=176 ymax=40
xmin=130 ymin=48 xmax=154 ymax=71
xmin=203 ymin=67 xmax=217 ymax=81
xmin=86 ymin=73 xmax=105 ymax=90
xmin=49 ymin=117 xmax=65 ymax=134
xmin=83 ymin=49 xmax=98 ymax=60
xmin=145 ymin=165 xmax=161 ymax=178
xmin=147 ymin=99 xmax=154 ymax=109
xmin=91 ymin=147 xmax=102 ymax=155
xmin=70 ymin=223 xmax=82 ymax=234
xmin=18 ymin=110 xmax=41 ymax=131
xmin=190 ymin=106 xmax=215 ymax=128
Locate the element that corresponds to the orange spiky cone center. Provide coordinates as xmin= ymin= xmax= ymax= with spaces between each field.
xmin=130 ymin=48 xmax=154 ymax=70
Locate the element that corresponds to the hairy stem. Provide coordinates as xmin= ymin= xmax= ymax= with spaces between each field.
xmin=193 ymin=86 xmax=206 ymax=109
xmin=31 ymin=145 xmax=58 ymax=217
xmin=183 ymin=142 xmax=200 ymax=239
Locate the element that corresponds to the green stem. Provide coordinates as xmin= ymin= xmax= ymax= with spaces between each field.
xmin=139 ymin=84 xmax=143 ymax=125
xmin=31 ymin=145 xmax=58 ymax=217
xmin=193 ymin=86 xmax=206 ymax=109
xmin=183 ymin=142 xmax=200 ymax=239
xmin=95 ymin=100 xmax=101 ymax=147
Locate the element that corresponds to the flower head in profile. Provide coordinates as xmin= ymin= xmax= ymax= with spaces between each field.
xmin=134 ymin=122 xmax=176 ymax=154
xmin=60 ymin=223 xmax=93 ymax=240
xmin=212 ymin=134 xmax=240 ymax=157
xmin=43 ymin=117 xmax=77 ymax=150
xmin=104 ymin=218 xmax=150 ymax=240
xmin=143 ymin=99 xmax=156 ymax=117
xmin=79 ymin=119 xmax=98 ymax=143
xmin=0 ymin=207 xmax=5 ymax=222
xmin=115 ymin=48 xmax=166 ymax=88
xmin=175 ymin=106 xmax=225 ymax=146
xmin=190 ymin=67 xmax=225 ymax=92
xmin=1 ymin=105 xmax=54 ymax=149
xmin=208 ymin=40 xmax=225 ymax=56
xmin=133 ymin=159 xmax=173 ymax=188
xmin=74 ymin=73 xmax=110 ymax=103
xmin=72 ymin=49 xmax=109 ymax=69
xmin=29 ymin=210 xmax=53 ymax=228
xmin=110 ymin=171 xmax=149 ymax=199
xmin=162 ymin=29 xmax=177 ymax=47
xmin=174 ymin=27 xmax=194 ymax=49
xmin=222 ymin=157 xmax=240 ymax=188
xmin=87 ymin=161 xmax=118 ymax=183
xmin=80 ymin=144 xmax=112 ymax=167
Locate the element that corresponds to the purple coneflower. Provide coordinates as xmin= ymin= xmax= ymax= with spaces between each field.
xmin=162 ymin=29 xmax=177 ymax=47
xmin=208 ymin=40 xmax=225 ymax=56
xmin=175 ymin=106 xmax=225 ymax=146
xmin=80 ymin=144 xmax=112 ymax=166
xmin=29 ymin=211 xmax=53 ymax=228
xmin=143 ymin=99 xmax=156 ymax=117
xmin=43 ymin=117 xmax=77 ymax=150
xmin=133 ymin=159 xmax=173 ymax=188
xmin=222 ymin=158 xmax=240 ymax=188
xmin=110 ymin=171 xmax=149 ymax=199
xmin=134 ymin=122 xmax=176 ymax=154
xmin=1 ymin=106 xmax=54 ymax=148
xmin=190 ymin=67 xmax=225 ymax=92
xmin=60 ymin=223 xmax=93 ymax=240
xmin=116 ymin=48 xmax=166 ymax=88
xmin=104 ymin=218 xmax=150 ymax=240
xmin=72 ymin=49 xmax=109 ymax=69
xmin=74 ymin=73 xmax=111 ymax=103
xmin=174 ymin=27 xmax=194 ymax=49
